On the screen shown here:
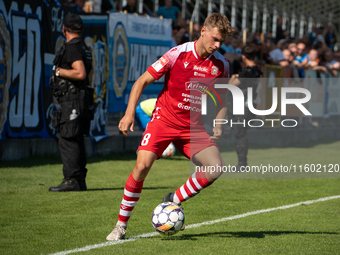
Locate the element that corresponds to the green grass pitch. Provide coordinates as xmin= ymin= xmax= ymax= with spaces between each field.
xmin=0 ymin=140 xmax=339 ymax=254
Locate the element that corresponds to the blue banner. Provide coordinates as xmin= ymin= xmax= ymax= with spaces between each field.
xmin=108 ymin=13 xmax=172 ymax=113
xmin=0 ymin=0 xmax=109 ymax=139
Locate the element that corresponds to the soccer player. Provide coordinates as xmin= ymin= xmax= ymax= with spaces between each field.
xmin=106 ymin=13 xmax=234 ymax=241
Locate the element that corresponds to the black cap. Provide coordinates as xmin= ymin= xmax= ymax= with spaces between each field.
xmin=63 ymin=13 xmax=83 ymax=31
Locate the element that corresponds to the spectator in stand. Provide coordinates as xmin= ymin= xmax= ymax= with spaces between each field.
xmin=231 ymin=36 xmax=242 ymax=56
xmin=288 ymin=43 xmax=298 ymax=59
xmin=253 ymin=30 xmax=261 ymax=41
xmin=307 ymin=24 xmax=318 ymax=45
xmin=313 ymin=41 xmax=328 ymax=65
xmin=220 ymin=36 xmax=234 ymax=54
xmin=84 ymin=0 xmax=93 ymax=12
xmin=293 ymin=42 xmax=310 ymax=77
xmin=101 ymin=0 xmax=119 ymax=13
xmin=174 ymin=29 xmax=184 ymax=45
xmin=171 ymin=23 xmax=180 ymax=47
xmin=192 ymin=22 xmax=201 ymax=41
xmin=278 ymin=38 xmax=289 ymax=51
xmin=221 ymin=36 xmax=242 ymax=59
xmin=308 ymin=49 xmax=327 ymax=73
xmin=156 ymin=0 xmax=181 ymax=22
xmin=308 ymin=49 xmax=319 ymax=67
xmin=324 ymin=25 xmax=336 ymax=51
xmin=250 ymin=38 xmax=262 ymax=62
xmin=334 ymin=44 xmax=340 ymax=62
xmin=268 ymin=39 xmax=289 ymax=66
xmin=75 ymin=0 xmax=85 ymax=13
xmin=324 ymin=50 xmax=340 ymax=76
xmin=58 ymin=0 xmax=74 ymax=6
xmin=282 ymin=49 xmax=293 ymax=64
xmin=58 ymin=0 xmax=85 ymax=13
xmin=178 ymin=27 xmax=189 ymax=44
xmin=221 ymin=36 xmax=240 ymax=57
xmin=176 ymin=19 xmax=190 ymax=44
xmin=220 ymin=36 xmax=241 ymax=74
xmin=316 ymin=26 xmax=326 ymax=45
xmin=122 ymin=0 xmax=137 ymax=13
xmin=275 ymin=17 xmax=288 ymax=42
xmin=230 ymin=36 xmax=243 ymax=74
xmin=263 ymin=39 xmax=275 ymax=64
xmin=177 ymin=18 xmax=187 ymax=28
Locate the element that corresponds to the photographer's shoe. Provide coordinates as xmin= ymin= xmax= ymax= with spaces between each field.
xmin=49 ymin=179 xmax=81 ymax=192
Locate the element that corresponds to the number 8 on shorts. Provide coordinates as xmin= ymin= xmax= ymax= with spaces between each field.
xmin=141 ymin=133 xmax=151 ymax=146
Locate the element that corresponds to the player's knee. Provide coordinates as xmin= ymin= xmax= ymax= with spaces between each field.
xmin=204 ymin=159 xmax=224 ymax=169
xmin=203 ymin=162 xmax=224 ymax=181
xmin=134 ymin=161 xmax=152 ymax=173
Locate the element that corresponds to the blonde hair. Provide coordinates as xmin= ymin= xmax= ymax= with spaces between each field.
xmin=203 ymin=13 xmax=234 ymax=39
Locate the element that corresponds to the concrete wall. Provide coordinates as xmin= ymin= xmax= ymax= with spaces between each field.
xmin=1 ymin=128 xmax=340 ymax=161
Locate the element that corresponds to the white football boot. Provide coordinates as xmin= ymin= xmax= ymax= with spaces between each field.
xmin=106 ymin=221 xmax=127 ymax=241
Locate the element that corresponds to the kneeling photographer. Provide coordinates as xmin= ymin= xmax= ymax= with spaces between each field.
xmin=49 ymin=13 xmax=93 ymax=192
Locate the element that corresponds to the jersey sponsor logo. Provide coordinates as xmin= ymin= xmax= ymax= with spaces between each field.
xmin=185 ymin=81 xmax=208 ymax=92
xmin=152 ymin=55 xmax=169 ymax=72
xmin=194 ymin=71 xmax=205 ymax=77
xmin=193 ymin=65 xmax=209 ymax=73
xmin=177 ymin=103 xmax=201 ymax=112
xmin=184 ymin=61 xmax=189 ymax=68
xmin=113 ymin=22 xmax=129 ymax=97
xmin=211 ymin=66 xmax=219 ymax=76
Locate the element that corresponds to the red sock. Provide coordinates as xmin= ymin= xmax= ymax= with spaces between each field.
xmin=118 ymin=173 xmax=144 ymax=223
xmin=175 ymin=170 xmax=211 ymax=203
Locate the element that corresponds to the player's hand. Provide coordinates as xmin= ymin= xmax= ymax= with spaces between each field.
xmin=118 ymin=114 xmax=135 ymax=136
xmin=209 ymin=126 xmax=223 ymax=141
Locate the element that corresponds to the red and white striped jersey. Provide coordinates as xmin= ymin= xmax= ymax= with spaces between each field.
xmin=147 ymin=41 xmax=230 ymax=128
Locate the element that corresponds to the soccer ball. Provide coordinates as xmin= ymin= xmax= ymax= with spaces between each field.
xmin=162 ymin=143 xmax=176 ymax=158
xmin=151 ymin=202 xmax=185 ymax=236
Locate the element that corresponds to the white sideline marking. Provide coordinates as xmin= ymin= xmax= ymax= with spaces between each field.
xmin=50 ymin=195 xmax=340 ymax=255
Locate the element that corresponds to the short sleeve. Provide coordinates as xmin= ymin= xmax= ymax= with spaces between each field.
xmin=147 ymin=47 xmax=179 ymax=80
xmin=65 ymin=44 xmax=83 ymax=65
xmin=174 ymin=6 xmax=180 ymax=14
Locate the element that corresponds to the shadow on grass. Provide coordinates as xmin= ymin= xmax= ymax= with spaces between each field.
xmin=218 ymin=136 xmax=339 ymax=152
xmin=160 ymin=230 xmax=339 ymax=241
xmin=2 ymin=137 xmax=338 ymax=168
xmin=87 ymin=186 xmax=172 ymax=192
xmin=1 ymin=152 xmax=188 ymax=168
